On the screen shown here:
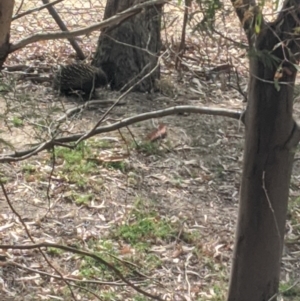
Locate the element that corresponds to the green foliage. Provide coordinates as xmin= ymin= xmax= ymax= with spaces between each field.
xmin=88 ymin=138 xmax=114 ymax=149
xmin=99 ymin=291 xmax=119 ymax=301
xmin=79 ymin=236 xmax=162 ymax=283
xmin=180 ymin=229 xmax=201 ymax=244
xmin=74 ymin=193 xmax=93 ymax=206
xmin=80 ymin=253 xmax=111 ymax=279
xmin=22 ymin=164 xmax=36 ymax=174
xmin=0 ymin=177 xmax=9 ymax=184
xmin=171 ymin=175 xmax=184 ymax=187
xmin=55 ymin=142 xmax=96 ymax=170
xmin=104 ymin=160 xmax=126 ymax=172
xmin=0 ymin=82 xmax=11 ymax=93
xmin=79 ymin=240 xmax=126 ymax=280
xmin=254 ymin=11 xmax=263 ymax=34
xmin=279 ymin=280 xmax=300 ymax=297
xmin=55 ymin=142 xmax=91 ymax=166
xmin=134 ymin=141 xmax=162 ymax=155
xmin=292 ymin=63 xmax=300 ymax=74
xmin=54 ymin=142 xmax=98 ymax=187
xmin=12 ymin=116 xmax=24 ymax=127
xmin=47 ymin=247 xmax=63 ymax=256
xmin=274 ymin=78 xmax=281 ymax=92
xmin=248 ymin=49 xmax=280 ymax=69
xmin=194 ymin=0 xmax=223 ymax=31
xmin=114 ymin=210 xmax=176 ymax=246
xmin=133 ymin=295 xmax=150 ymax=301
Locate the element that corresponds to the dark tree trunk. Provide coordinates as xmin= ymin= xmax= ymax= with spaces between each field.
xmin=227 ymin=60 xmax=298 ymax=301
xmin=227 ymin=2 xmax=300 ymax=300
xmin=92 ymin=0 xmax=162 ymax=92
xmin=0 ymin=0 xmax=14 ymax=68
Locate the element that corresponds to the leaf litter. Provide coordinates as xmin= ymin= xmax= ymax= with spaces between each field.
xmin=0 ymin=1 xmax=299 ymax=301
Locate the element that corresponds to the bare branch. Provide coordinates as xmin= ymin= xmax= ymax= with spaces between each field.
xmin=75 ymin=50 xmax=166 ymax=145
xmin=6 ymin=261 xmax=149 ymax=286
xmin=12 ymin=0 xmax=64 ymax=21
xmin=14 ymin=0 xmax=25 ymax=17
xmin=56 ymin=100 xmax=126 ymax=123
xmin=230 ymin=0 xmax=259 ymax=43
xmin=9 ymin=0 xmax=169 ymax=53
xmin=0 ymin=105 xmax=242 ymax=163
xmin=0 ymin=182 xmax=77 ymax=300
xmin=0 ymin=242 xmax=163 ymax=301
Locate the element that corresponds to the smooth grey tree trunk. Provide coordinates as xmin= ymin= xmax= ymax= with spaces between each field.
xmin=227 ymin=1 xmax=300 ymax=300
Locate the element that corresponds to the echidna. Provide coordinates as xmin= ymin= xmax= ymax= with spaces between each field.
xmin=53 ymin=63 xmax=107 ymax=95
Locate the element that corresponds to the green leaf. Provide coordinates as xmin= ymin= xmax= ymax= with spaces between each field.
xmin=292 ymin=63 xmax=300 ymax=72
xmin=293 ymin=27 xmax=300 ymax=34
xmin=274 ymin=79 xmax=281 ymax=92
xmin=255 ymin=12 xmax=262 ymax=34
xmin=0 ymin=83 xmax=11 ymax=92
xmin=0 ymin=137 xmax=15 ymax=150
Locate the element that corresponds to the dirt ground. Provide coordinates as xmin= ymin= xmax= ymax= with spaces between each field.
xmin=0 ymin=1 xmax=299 ymax=301
xmin=0 ymin=73 xmax=300 ymax=300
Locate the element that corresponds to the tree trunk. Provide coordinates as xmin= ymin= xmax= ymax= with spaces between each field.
xmin=92 ymin=0 xmax=162 ymax=92
xmin=0 ymin=0 xmax=14 ymax=68
xmin=227 ymin=3 xmax=300 ymax=300
xmin=227 ymin=61 xmax=299 ymax=301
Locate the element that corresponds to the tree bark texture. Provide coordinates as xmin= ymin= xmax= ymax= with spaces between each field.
xmin=227 ymin=2 xmax=300 ymax=300
xmin=92 ymin=0 xmax=162 ymax=92
xmin=0 ymin=0 xmax=14 ymax=68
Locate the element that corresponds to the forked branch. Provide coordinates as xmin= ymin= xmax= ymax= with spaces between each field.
xmin=9 ymin=0 xmax=169 ymax=53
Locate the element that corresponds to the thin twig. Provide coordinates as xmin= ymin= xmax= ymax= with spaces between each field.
xmin=10 ymin=0 xmax=170 ymax=53
xmin=262 ymin=171 xmax=282 ymax=252
xmin=0 ymin=182 xmax=77 ymax=300
xmin=0 ymin=105 xmax=243 ymax=163
xmin=6 ymin=261 xmax=147 ymax=287
xmin=0 ymin=242 xmax=163 ymax=301
xmin=75 ymin=50 xmax=166 ymax=145
xmin=12 ymin=0 xmax=64 ymax=21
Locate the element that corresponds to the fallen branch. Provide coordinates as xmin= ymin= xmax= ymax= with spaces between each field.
xmin=0 ymin=182 xmax=77 ymax=300
xmin=6 ymin=261 xmax=149 ymax=286
xmin=0 ymin=105 xmax=242 ymax=163
xmin=56 ymin=100 xmax=126 ymax=123
xmin=0 ymin=242 xmax=163 ymax=301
